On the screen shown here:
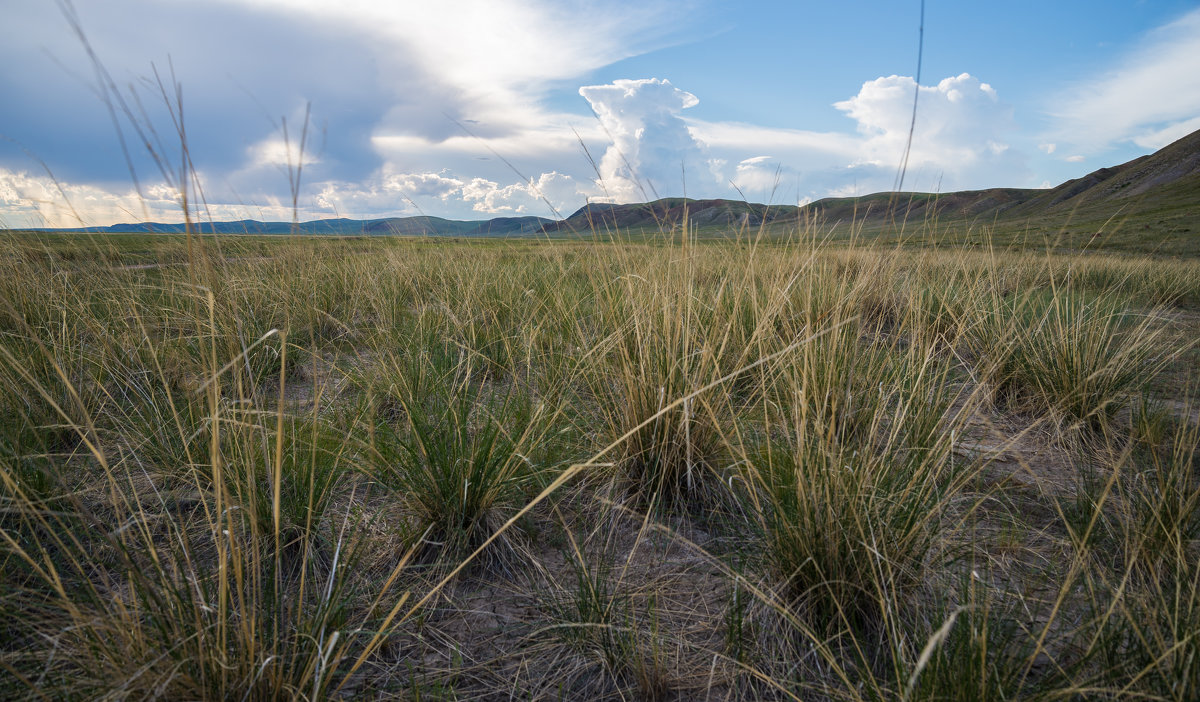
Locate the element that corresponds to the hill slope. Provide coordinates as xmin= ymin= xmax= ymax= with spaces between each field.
xmin=800 ymin=128 xmax=1200 ymax=224
xmin=536 ymin=128 xmax=1198 ymax=251
xmin=19 ymin=129 xmax=1199 ymax=253
xmin=538 ymin=198 xmax=798 ymax=234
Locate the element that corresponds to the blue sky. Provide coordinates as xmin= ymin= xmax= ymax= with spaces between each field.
xmin=2 ymin=0 xmax=1198 ymax=227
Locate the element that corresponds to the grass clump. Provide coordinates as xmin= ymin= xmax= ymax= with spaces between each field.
xmin=366 ymin=346 xmax=554 ymax=572
xmin=584 ymin=239 xmax=795 ymax=513
xmin=744 ymin=319 xmax=962 ymax=641
xmin=0 ymin=356 xmax=403 ymax=699
xmin=589 ymin=251 xmax=731 ymax=511
xmin=972 ymin=285 xmax=1171 ymax=430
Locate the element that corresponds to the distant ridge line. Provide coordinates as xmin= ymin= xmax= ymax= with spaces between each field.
xmin=17 ymin=128 xmax=1199 ymax=238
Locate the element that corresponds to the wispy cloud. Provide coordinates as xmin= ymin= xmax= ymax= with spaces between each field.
xmin=1131 ymin=115 xmax=1200 ymax=151
xmin=1048 ymin=7 xmax=1200 ymax=152
xmin=212 ymin=0 xmax=699 ymax=143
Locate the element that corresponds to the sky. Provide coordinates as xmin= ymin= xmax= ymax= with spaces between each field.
xmin=2 ymin=0 xmax=1199 ymax=228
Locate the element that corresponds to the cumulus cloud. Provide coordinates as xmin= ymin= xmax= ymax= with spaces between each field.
xmin=0 ymin=167 xmax=189 ymax=228
xmin=309 ymin=169 xmax=584 ymax=219
xmin=382 ymin=172 xmax=464 ymax=200
xmin=311 ymin=170 xmax=463 ymax=217
xmin=578 ymin=78 xmax=717 ymax=202
xmin=2 ymin=65 xmax=1032 ymax=226
xmin=324 ymin=71 xmax=1031 ymax=219
xmin=1050 ymin=7 xmax=1200 ymax=152
xmin=688 ymin=72 xmax=1025 ymax=200
xmin=834 ymin=73 xmax=1015 ymax=177
xmin=0 ymin=1 xmax=1048 ymax=226
xmin=0 ymin=167 xmax=307 ymax=228
xmin=461 ymin=172 xmax=584 ymax=215
xmin=0 ymin=169 xmax=89 ymax=228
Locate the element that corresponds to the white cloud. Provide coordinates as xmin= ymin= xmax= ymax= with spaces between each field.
xmin=1049 ymin=7 xmax=1200 ymax=152
xmin=689 ymin=72 xmax=1026 ymax=201
xmin=833 ymin=73 xmax=1013 ymax=174
xmin=0 ymin=159 xmax=584 ymax=226
xmin=1065 ymin=155 xmax=1085 ymax=163
xmin=382 ymin=171 xmax=464 ymax=200
xmin=309 ymin=169 xmax=584 ymax=219
xmin=1132 ymin=115 xmax=1200 ymax=150
xmin=2 ymin=69 xmax=1032 ymax=226
xmin=1 ymin=0 xmax=1052 ymax=227
xmin=1039 ymin=143 xmax=1057 ymax=154
xmin=0 ymin=167 xmax=309 ymax=228
xmin=687 ymin=121 xmax=861 ymax=157
xmin=222 ymin=0 xmax=686 ymax=98
xmin=311 ymin=170 xmax=461 ymax=217
xmin=226 ymin=2 xmax=704 ymax=216
xmin=461 ymin=171 xmax=584 ymax=215
xmin=367 ymin=71 xmax=1026 ymax=213
xmin=209 ymin=0 xmax=698 ymax=150
xmin=246 ymin=137 xmax=321 ymax=169
xmin=578 ymin=78 xmax=718 ymax=202
xmin=0 ymin=168 xmax=173 ymax=227
xmin=731 ymin=156 xmax=787 ymax=199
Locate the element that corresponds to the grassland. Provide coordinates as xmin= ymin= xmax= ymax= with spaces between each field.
xmin=2 ymin=225 xmax=1199 ymax=699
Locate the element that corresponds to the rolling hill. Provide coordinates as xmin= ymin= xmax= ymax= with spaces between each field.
xmin=34 ymin=215 xmax=554 ymax=237
xmin=20 ymin=128 xmax=1199 ymax=253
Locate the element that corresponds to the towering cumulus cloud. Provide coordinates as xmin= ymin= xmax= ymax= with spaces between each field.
xmin=578 ymin=78 xmax=713 ymax=202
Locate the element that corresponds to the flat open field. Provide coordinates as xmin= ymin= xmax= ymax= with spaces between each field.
xmin=2 ymin=229 xmax=1199 ymax=699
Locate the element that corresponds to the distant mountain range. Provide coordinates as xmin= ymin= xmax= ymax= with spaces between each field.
xmin=23 ymin=129 xmax=1200 ymax=245
xmin=34 ymin=214 xmax=554 ymax=236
